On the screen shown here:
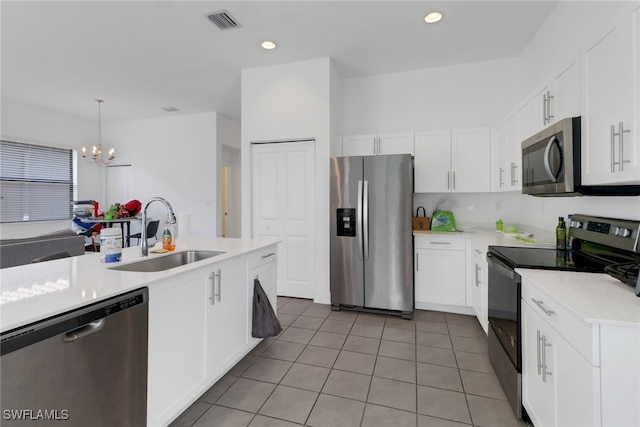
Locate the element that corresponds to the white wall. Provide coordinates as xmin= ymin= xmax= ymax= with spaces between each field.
xmin=415 ymin=191 xmax=640 ymax=234
xmin=216 ymin=114 xmax=241 ymax=237
xmin=0 ymin=99 xmax=102 ymax=238
xmin=341 ymin=58 xmax=520 ymax=134
xmin=241 ymin=57 xmax=333 ymax=303
xmin=104 ymin=112 xmax=218 ymax=239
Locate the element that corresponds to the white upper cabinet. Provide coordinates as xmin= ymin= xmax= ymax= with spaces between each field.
xmin=415 ymin=127 xmax=491 ymax=193
xmin=414 ymin=130 xmax=451 ymax=193
xmin=341 ymin=134 xmax=377 ymax=156
xmin=378 ymin=132 xmax=415 ymax=155
xmin=491 ymin=122 xmax=508 ymax=192
xmin=505 ymin=112 xmax=522 ymax=191
xmin=531 ymin=56 xmax=581 ymax=135
xmin=341 ymin=132 xmax=414 ymax=156
xmin=532 ymin=82 xmax=555 ymax=133
xmin=582 ymin=5 xmax=640 ymax=185
xmin=451 ymin=128 xmax=492 ymax=192
xmin=553 ymin=57 xmax=582 ymax=121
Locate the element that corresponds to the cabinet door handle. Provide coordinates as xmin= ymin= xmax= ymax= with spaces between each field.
xmin=611 ymin=124 xmax=616 ymax=172
xmin=261 ymin=252 xmax=275 ymax=259
xmin=546 ymin=91 xmax=554 ymax=123
xmin=612 ymin=121 xmax=631 ymax=172
xmin=452 ymin=171 xmax=456 ymax=190
xmin=415 ymin=253 xmax=419 ymax=271
xmin=531 ymin=298 xmax=555 ymax=316
xmin=511 ymin=162 xmax=519 ymax=185
xmin=447 ymin=171 xmax=451 ymax=189
xmin=214 ymin=269 xmax=222 ymax=302
xmin=499 ymin=167 xmax=504 ymax=187
xmin=475 ymin=264 xmax=481 ymax=286
xmin=542 ymin=92 xmax=548 ymax=125
xmin=536 ymin=330 xmax=542 ymax=375
xmin=209 ymin=274 xmax=216 ymax=306
xmin=542 ymin=334 xmax=552 ymax=382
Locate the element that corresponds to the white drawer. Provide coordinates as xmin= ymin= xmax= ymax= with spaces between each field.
xmin=522 ymin=277 xmax=600 ymax=366
xmin=249 ymin=247 xmax=277 ymax=269
xmin=414 ymin=234 xmax=466 ymax=250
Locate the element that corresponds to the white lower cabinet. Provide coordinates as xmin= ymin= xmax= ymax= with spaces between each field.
xmin=148 ymin=267 xmax=211 ymax=427
xmin=209 ymin=259 xmax=250 ymax=380
xmin=249 ymin=249 xmax=278 ymax=347
xmin=147 ymin=244 xmax=278 ymax=427
xmin=522 ymin=279 xmax=600 ymax=427
xmin=470 ymin=248 xmax=488 ymax=333
xmin=414 ymin=235 xmax=467 ymax=309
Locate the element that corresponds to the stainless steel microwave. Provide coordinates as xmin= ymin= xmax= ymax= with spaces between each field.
xmin=522 ymin=117 xmax=581 ymax=196
xmin=521 ymin=116 xmax=640 ymax=196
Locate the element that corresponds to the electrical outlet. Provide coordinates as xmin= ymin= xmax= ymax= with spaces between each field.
xmin=495 ymin=201 xmax=502 ymax=211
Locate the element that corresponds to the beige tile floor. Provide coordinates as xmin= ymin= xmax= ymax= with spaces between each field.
xmin=169 ymin=297 xmax=530 ymax=427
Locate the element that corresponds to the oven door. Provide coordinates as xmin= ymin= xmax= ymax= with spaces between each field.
xmin=487 ymin=252 xmax=521 ymax=372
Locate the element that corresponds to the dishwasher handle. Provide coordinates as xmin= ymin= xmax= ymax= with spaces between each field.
xmin=62 ymin=319 xmax=106 ymax=343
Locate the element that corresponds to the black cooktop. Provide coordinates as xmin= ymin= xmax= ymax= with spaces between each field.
xmin=488 ymin=246 xmax=607 ymax=273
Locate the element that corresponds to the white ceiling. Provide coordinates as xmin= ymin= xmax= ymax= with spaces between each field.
xmin=1 ymin=1 xmax=558 ymax=123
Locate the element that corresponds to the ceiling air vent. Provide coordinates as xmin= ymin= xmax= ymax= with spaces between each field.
xmin=207 ymin=10 xmax=239 ymax=30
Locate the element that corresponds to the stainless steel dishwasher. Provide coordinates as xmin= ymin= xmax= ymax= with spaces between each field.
xmin=1 ymin=288 xmax=148 ymax=426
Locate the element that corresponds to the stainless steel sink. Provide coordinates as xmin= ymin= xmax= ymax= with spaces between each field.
xmin=110 ymin=250 xmax=225 ymax=272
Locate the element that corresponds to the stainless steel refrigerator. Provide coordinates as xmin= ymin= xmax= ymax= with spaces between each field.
xmin=330 ymin=154 xmax=413 ymax=318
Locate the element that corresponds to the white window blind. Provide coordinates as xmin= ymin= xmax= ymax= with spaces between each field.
xmin=0 ymin=140 xmax=74 ymax=222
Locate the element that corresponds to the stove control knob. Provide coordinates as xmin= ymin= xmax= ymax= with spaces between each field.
xmin=611 ymin=226 xmax=620 ymax=236
xmin=619 ymin=228 xmax=632 ymax=238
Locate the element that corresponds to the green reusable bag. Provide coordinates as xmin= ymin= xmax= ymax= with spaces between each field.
xmin=430 ymin=210 xmax=457 ymax=232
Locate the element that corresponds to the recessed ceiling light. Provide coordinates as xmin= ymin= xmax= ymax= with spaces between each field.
xmin=261 ymin=41 xmax=277 ymax=50
xmin=424 ymin=12 xmax=443 ymax=24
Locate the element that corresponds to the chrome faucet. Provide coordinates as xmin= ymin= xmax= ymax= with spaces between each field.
xmin=141 ymin=197 xmax=177 ymax=256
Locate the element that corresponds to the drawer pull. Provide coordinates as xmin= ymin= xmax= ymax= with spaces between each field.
xmin=261 ymin=252 xmax=275 ymax=259
xmin=429 ymin=241 xmax=451 ymax=245
xmin=532 ymin=298 xmax=555 ymax=316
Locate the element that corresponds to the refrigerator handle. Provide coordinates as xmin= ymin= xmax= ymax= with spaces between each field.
xmin=357 ymin=180 xmax=364 ymax=261
xmin=363 ymin=180 xmax=369 ymax=261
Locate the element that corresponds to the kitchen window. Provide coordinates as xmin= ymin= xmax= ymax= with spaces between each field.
xmin=0 ymin=140 xmax=75 ymax=223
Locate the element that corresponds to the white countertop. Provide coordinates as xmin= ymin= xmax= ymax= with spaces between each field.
xmin=0 ymin=237 xmax=278 ymax=333
xmin=517 ymin=268 xmax=640 ymax=327
xmin=414 ymin=223 xmax=556 ymax=252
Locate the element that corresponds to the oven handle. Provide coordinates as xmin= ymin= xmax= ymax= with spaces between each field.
xmin=486 ymin=252 xmax=517 ymax=280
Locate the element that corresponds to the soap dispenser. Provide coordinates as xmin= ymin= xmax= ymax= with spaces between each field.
xmin=162 ymin=220 xmax=175 ymax=251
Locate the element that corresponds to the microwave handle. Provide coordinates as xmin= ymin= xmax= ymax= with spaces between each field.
xmin=543 ymin=136 xmax=560 ymax=182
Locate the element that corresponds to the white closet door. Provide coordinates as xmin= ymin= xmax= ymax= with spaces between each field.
xmin=251 ymin=140 xmax=315 ymax=299
xmin=107 ymin=165 xmax=132 ymax=206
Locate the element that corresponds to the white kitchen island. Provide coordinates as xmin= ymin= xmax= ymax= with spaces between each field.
xmin=0 ymin=237 xmax=279 ymax=427
xmin=517 ymin=268 xmax=640 ymax=427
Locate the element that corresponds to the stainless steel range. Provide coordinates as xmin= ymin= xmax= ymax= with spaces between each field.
xmin=486 ymin=214 xmax=640 ymax=419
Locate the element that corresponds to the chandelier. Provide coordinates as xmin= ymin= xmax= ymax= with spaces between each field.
xmin=82 ymin=99 xmax=115 ymax=164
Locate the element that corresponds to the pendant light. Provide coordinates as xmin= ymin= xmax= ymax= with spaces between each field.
xmin=82 ymin=99 xmax=115 ymax=164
